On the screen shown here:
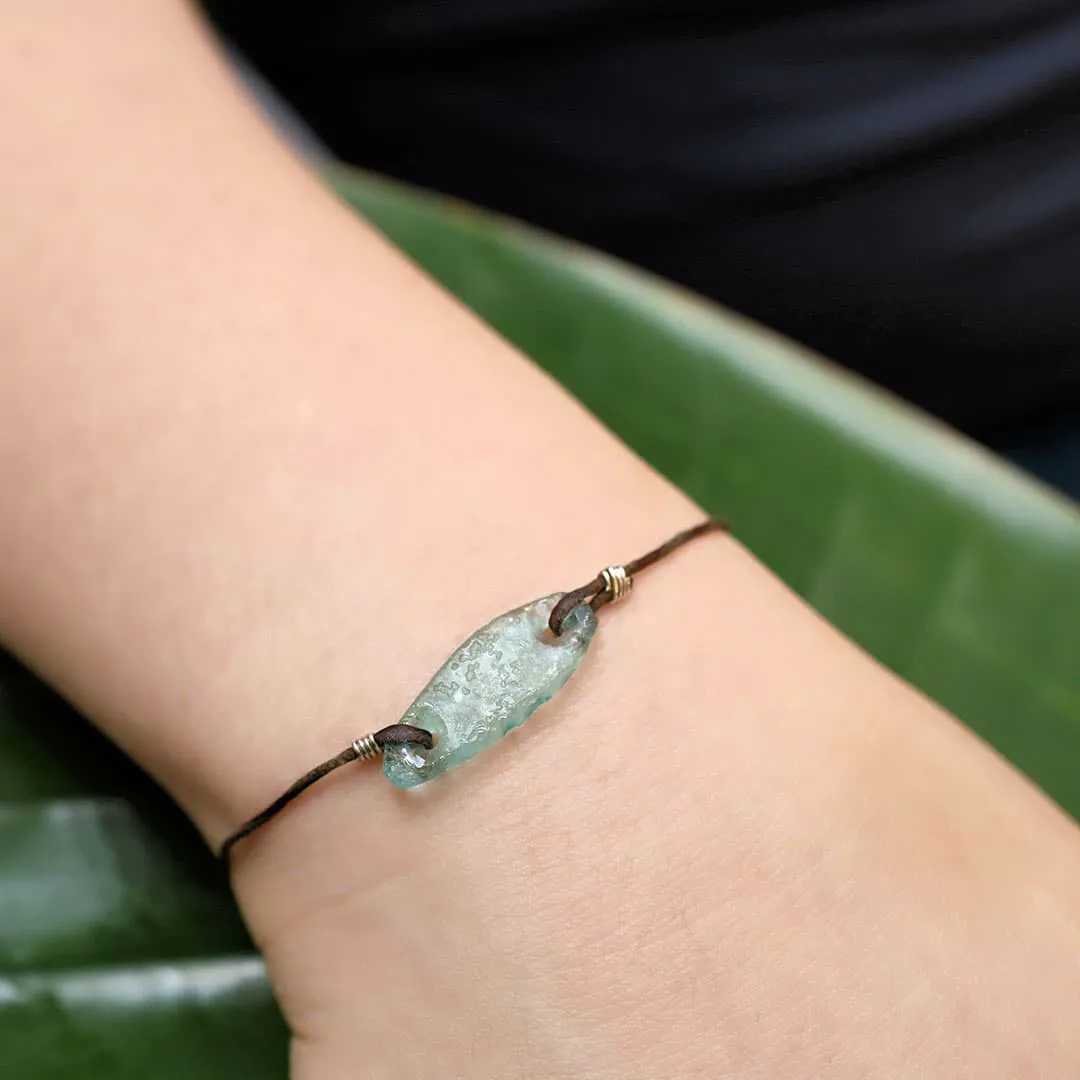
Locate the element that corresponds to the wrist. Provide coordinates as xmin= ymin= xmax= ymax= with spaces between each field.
xmin=223 ymin=532 xmax=1080 ymax=1079
xmin=223 ymin=534 xmax=829 ymax=1073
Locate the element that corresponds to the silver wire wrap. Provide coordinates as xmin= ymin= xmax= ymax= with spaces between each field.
xmin=351 ymin=732 xmax=381 ymax=761
xmin=600 ymin=564 xmax=633 ymax=603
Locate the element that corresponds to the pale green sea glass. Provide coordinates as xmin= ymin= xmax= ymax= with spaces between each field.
xmin=383 ymin=594 xmax=597 ymax=788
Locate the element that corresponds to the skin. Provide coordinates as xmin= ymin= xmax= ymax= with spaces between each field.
xmin=0 ymin=2 xmax=1078 ymax=1077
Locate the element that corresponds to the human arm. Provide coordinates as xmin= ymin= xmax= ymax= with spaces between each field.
xmin=1 ymin=3 xmax=1078 ymax=1077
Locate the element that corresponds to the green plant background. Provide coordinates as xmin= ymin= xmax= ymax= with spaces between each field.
xmin=2 ymin=169 xmax=1078 ymax=1077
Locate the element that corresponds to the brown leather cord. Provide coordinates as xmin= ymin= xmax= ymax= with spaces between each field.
xmin=220 ymin=519 xmax=724 ymax=864
xmin=219 ymin=723 xmax=433 ymax=861
xmin=547 ymin=518 xmax=727 ymax=634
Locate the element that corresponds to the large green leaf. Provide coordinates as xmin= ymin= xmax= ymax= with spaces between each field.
xmin=2 ymin=167 xmax=1078 ymax=1077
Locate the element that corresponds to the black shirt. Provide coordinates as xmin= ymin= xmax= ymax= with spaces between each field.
xmin=206 ymin=0 xmax=1080 ymax=435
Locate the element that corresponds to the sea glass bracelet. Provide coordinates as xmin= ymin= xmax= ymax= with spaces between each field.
xmin=220 ymin=518 xmax=724 ymax=859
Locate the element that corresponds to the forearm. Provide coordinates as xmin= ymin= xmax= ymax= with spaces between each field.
xmin=0 ymin=0 xmax=693 ymax=835
xmin=1 ymin=3 xmax=1078 ymax=1077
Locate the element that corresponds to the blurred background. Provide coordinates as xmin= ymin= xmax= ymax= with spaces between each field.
xmin=204 ymin=0 xmax=1080 ymax=500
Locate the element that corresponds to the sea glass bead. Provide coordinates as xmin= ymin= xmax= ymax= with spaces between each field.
xmin=382 ymin=594 xmax=597 ymax=789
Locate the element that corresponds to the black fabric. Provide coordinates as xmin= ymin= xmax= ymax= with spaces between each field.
xmin=206 ymin=0 xmax=1080 ymax=436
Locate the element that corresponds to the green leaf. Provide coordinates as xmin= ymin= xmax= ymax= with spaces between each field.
xmin=2 ymin=167 xmax=1078 ymax=1076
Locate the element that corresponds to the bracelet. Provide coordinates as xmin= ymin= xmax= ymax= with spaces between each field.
xmin=220 ymin=518 xmax=725 ymax=859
